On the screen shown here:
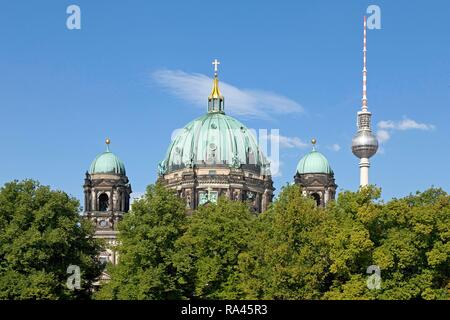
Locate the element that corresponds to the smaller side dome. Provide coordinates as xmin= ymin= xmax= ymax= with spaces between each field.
xmin=89 ymin=139 xmax=126 ymax=175
xmin=296 ymin=139 xmax=333 ymax=175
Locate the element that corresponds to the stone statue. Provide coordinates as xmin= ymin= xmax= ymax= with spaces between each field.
xmin=158 ymin=161 xmax=167 ymax=175
xmin=231 ymin=153 xmax=241 ymax=168
xmin=186 ymin=152 xmax=195 ymax=168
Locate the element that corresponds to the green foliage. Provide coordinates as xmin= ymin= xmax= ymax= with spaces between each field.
xmin=237 ymin=186 xmax=326 ymax=299
xmin=368 ymin=188 xmax=450 ymax=300
xmin=0 ymin=180 xmax=102 ymax=299
xmin=237 ymin=185 xmax=375 ymax=299
xmin=2 ymin=179 xmax=447 ymax=300
xmin=95 ymin=183 xmax=187 ymax=300
xmin=173 ymin=197 xmax=256 ymax=299
xmin=324 ymin=187 xmax=449 ymax=300
xmin=238 ymin=185 xmax=449 ymax=300
xmin=94 ymin=183 xmax=448 ymax=300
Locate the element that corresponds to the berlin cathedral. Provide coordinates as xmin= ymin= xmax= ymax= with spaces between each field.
xmin=82 ymin=63 xmax=338 ymax=266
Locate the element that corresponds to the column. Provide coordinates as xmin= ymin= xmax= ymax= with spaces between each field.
xmin=359 ymin=157 xmax=370 ymax=187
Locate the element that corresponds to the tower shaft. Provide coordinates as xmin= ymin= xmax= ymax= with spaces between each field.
xmin=359 ymin=158 xmax=370 ymax=187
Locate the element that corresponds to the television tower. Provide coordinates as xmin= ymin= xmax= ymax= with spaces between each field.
xmin=351 ymin=16 xmax=379 ymax=187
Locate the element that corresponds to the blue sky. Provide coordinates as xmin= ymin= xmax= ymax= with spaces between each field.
xmin=0 ymin=0 xmax=449 ymax=205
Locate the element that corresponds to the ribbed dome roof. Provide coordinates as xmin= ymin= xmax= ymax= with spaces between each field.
xmin=89 ymin=140 xmax=126 ymax=175
xmin=297 ymin=148 xmax=333 ymax=175
xmin=159 ymin=62 xmax=271 ymax=176
xmin=159 ymin=112 xmax=270 ymax=175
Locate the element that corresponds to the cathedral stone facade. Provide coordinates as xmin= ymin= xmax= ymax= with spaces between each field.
xmin=159 ymin=164 xmax=274 ymax=213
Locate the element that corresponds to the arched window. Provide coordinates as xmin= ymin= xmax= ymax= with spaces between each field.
xmin=311 ymin=192 xmax=321 ymax=206
xmin=99 ymin=193 xmax=109 ymax=212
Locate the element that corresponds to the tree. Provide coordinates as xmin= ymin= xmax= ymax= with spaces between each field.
xmin=173 ymin=197 xmax=257 ymax=299
xmin=324 ymin=187 xmax=449 ymax=300
xmin=321 ymin=186 xmax=383 ymax=299
xmin=370 ymin=188 xmax=449 ymax=299
xmin=239 ymin=185 xmax=449 ymax=300
xmin=96 ymin=182 xmax=449 ymax=300
xmin=95 ymin=183 xmax=187 ymax=300
xmin=237 ymin=185 xmax=372 ymax=299
xmin=0 ymin=180 xmax=102 ymax=299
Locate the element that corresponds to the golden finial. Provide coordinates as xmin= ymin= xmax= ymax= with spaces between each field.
xmin=209 ymin=77 xmax=222 ymax=99
xmin=311 ymin=138 xmax=317 ymax=145
xmin=104 ymin=138 xmax=111 ymax=152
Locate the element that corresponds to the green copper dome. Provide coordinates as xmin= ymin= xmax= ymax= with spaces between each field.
xmin=89 ymin=140 xmax=126 ymax=175
xmin=159 ymin=64 xmax=271 ymax=176
xmin=159 ymin=112 xmax=270 ymax=175
xmin=297 ymin=144 xmax=333 ymax=175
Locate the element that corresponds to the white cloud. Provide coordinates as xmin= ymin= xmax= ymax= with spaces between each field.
xmin=277 ymin=135 xmax=309 ymax=149
xmin=378 ymin=118 xmax=435 ymax=131
xmin=328 ymin=143 xmax=341 ymax=152
xmin=152 ymin=69 xmax=303 ymax=119
xmin=267 ymin=156 xmax=283 ymax=178
xmin=258 ymin=131 xmax=309 ymax=149
xmin=254 ymin=131 xmax=308 ymax=178
xmin=257 ymin=132 xmax=304 ymax=178
xmin=376 ymin=130 xmax=390 ymax=143
xmin=376 ymin=118 xmax=435 ymax=144
xmin=377 ymin=120 xmax=396 ymax=130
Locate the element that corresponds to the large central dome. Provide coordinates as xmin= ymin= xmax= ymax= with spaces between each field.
xmin=160 ymin=112 xmax=270 ymax=174
xmin=158 ymin=62 xmax=270 ymax=176
xmin=157 ymin=60 xmax=274 ymax=213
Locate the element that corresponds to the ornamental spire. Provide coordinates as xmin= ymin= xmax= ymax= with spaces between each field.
xmin=311 ymin=138 xmax=317 ymax=151
xmin=208 ymin=59 xmax=225 ymax=113
xmin=105 ymin=138 xmax=111 ymax=152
